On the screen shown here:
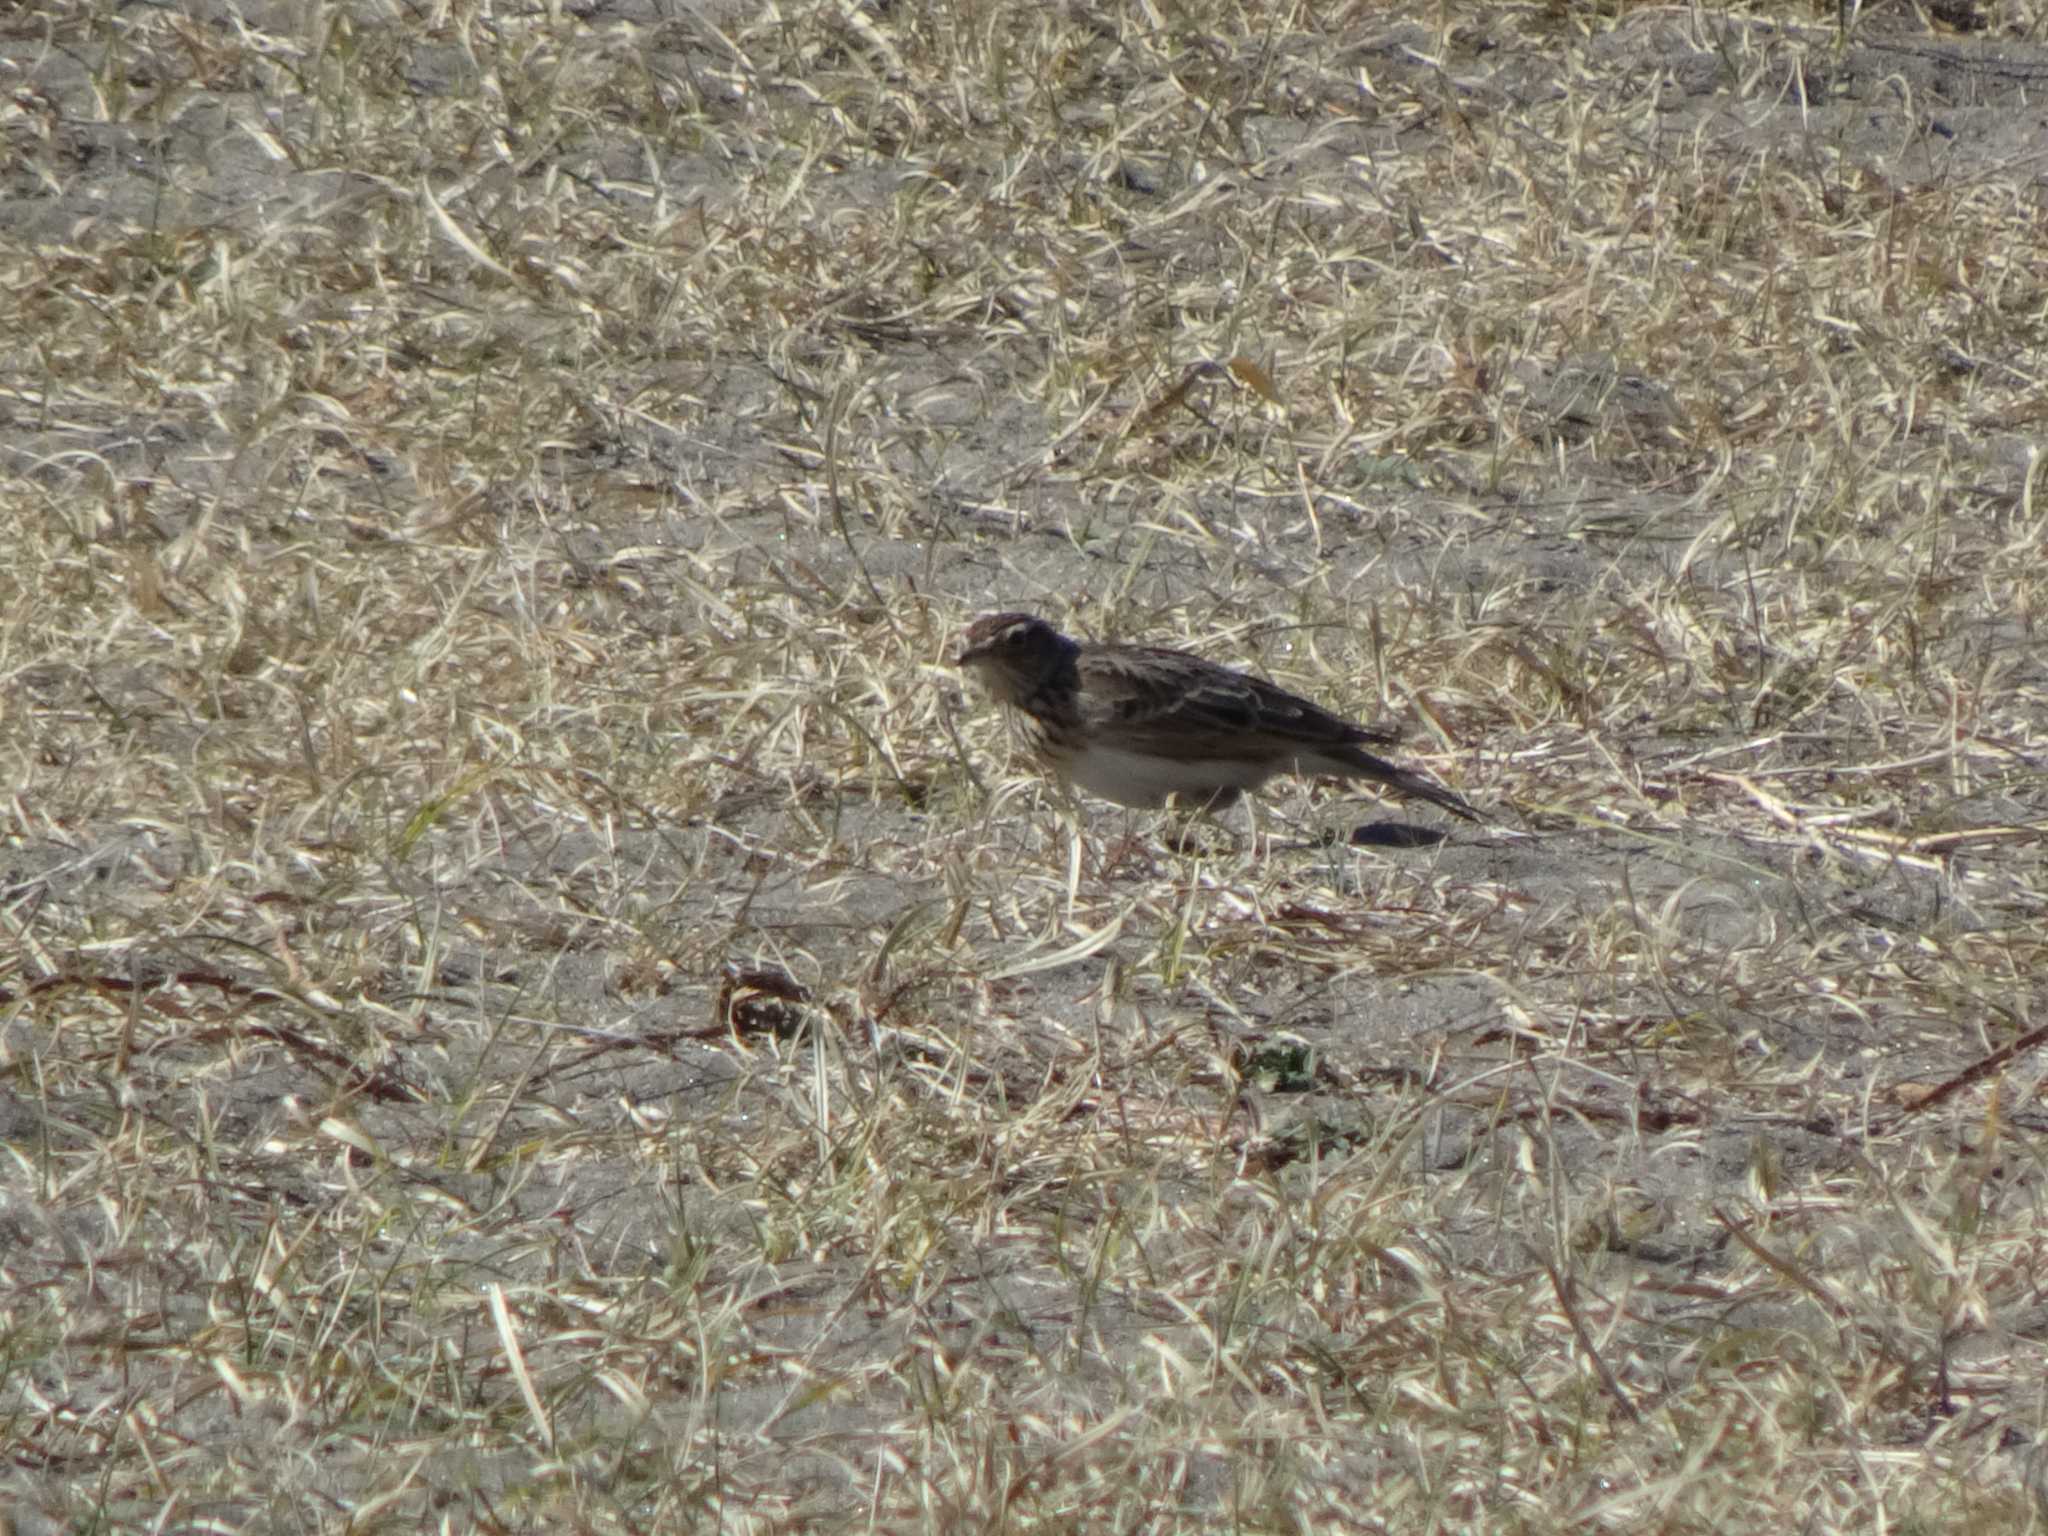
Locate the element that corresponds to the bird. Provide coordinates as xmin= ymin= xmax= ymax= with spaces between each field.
xmin=954 ymin=611 xmax=1479 ymax=822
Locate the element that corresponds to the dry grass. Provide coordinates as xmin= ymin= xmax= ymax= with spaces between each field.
xmin=4 ymin=0 xmax=2048 ymax=1529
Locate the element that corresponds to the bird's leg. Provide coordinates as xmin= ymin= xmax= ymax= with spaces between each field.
xmin=1243 ymin=797 xmax=1323 ymax=855
xmin=1159 ymin=788 xmax=1243 ymax=859
xmin=1097 ymin=806 xmax=1159 ymax=879
xmin=1048 ymin=778 xmax=1148 ymax=881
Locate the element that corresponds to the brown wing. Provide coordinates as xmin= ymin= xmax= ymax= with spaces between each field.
xmin=1077 ymin=643 xmax=1481 ymax=821
xmin=1074 ymin=645 xmax=1398 ymax=756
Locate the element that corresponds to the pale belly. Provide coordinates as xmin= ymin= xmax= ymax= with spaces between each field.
xmin=1063 ymin=745 xmax=1278 ymax=809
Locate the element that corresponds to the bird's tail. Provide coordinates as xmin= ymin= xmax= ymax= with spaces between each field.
xmin=1329 ymin=747 xmax=1482 ymax=823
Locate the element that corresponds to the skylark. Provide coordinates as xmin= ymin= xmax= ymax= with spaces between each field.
xmin=955 ymin=612 xmax=1479 ymax=822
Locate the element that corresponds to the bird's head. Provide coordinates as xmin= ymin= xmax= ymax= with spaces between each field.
xmin=955 ymin=612 xmax=1071 ymax=702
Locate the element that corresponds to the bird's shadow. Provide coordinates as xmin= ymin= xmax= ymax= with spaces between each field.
xmin=1345 ymin=821 xmax=1453 ymax=850
xmin=1260 ymin=820 xmax=1458 ymax=856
